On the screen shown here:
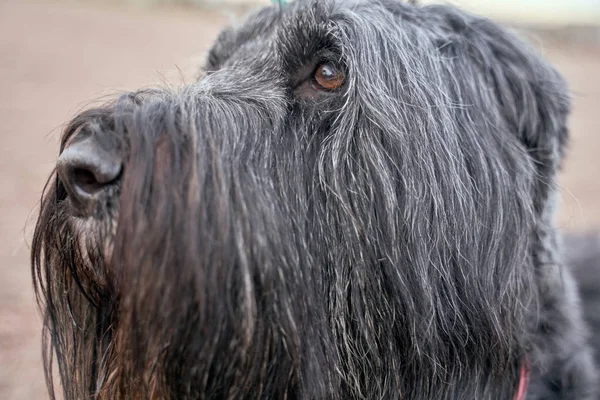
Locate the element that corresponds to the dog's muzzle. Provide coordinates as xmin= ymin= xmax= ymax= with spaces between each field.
xmin=56 ymin=130 xmax=122 ymax=217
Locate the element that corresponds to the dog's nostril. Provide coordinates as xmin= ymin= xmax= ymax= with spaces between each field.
xmin=57 ymin=136 xmax=122 ymax=216
xmin=72 ymin=167 xmax=113 ymax=196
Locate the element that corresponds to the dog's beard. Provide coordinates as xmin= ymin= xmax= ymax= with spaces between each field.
xmin=32 ymin=189 xmax=115 ymax=398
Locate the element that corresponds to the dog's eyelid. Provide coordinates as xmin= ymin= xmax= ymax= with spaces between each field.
xmin=314 ymin=49 xmax=344 ymax=71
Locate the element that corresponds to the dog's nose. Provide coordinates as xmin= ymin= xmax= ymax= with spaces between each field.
xmin=56 ymin=134 xmax=122 ymax=216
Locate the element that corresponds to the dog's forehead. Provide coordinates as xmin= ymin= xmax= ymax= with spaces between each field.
xmin=203 ymin=0 xmax=438 ymax=77
xmin=205 ymin=0 xmax=387 ymax=71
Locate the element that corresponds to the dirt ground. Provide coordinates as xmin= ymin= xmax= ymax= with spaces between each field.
xmin=0 ymin=0 xmax=598 ymax=398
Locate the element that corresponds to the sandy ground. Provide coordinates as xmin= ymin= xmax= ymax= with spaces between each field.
xmin=0 ymin=1 xmax=598 ymax=398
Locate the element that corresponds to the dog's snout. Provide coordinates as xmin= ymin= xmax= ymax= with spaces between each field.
xmin=57 ymin=134 xmax=122 ymax=216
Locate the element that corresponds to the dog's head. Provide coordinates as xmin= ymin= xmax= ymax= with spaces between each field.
xmin=32 ymin=1 xmax=570 ymax=398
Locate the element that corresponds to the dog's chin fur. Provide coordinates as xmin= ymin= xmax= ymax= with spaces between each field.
xmin=32 ymin=0 xmax=599 ymax=399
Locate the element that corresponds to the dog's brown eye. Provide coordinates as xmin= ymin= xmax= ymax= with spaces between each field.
xmin=314 ymin=63 xmax=344 ymax=91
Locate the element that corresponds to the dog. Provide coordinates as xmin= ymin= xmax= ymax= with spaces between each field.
xmin=31 ymin=0 xmax=600 ymax=398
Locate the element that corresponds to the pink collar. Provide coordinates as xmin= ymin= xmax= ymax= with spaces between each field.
xmin=514 ymin=362 xmax=530 ymax=400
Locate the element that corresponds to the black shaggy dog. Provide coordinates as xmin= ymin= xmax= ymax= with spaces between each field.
xmin=31 ymin=0 xmax=600 ymax=399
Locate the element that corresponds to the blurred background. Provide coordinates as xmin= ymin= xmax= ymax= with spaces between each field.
xmin=0 ymin=0 xmax=598 ymax=398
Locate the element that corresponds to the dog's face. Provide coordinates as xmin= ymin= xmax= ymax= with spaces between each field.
xmin=33 ymin=1 xmax=570 ymax=398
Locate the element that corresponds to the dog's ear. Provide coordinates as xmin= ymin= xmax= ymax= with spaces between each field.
xmin=432 ymin=6 xmax=569 ymax=211
xmin=470 ymin=16 xmax=569 ymax=210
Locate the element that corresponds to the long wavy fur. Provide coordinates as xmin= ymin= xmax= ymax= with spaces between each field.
xmin=31 ymin=1 xmax=598 ymax=398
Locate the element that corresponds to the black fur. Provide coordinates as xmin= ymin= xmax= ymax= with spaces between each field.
xmin=31 ymin=0 xmax=599 ymax=398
